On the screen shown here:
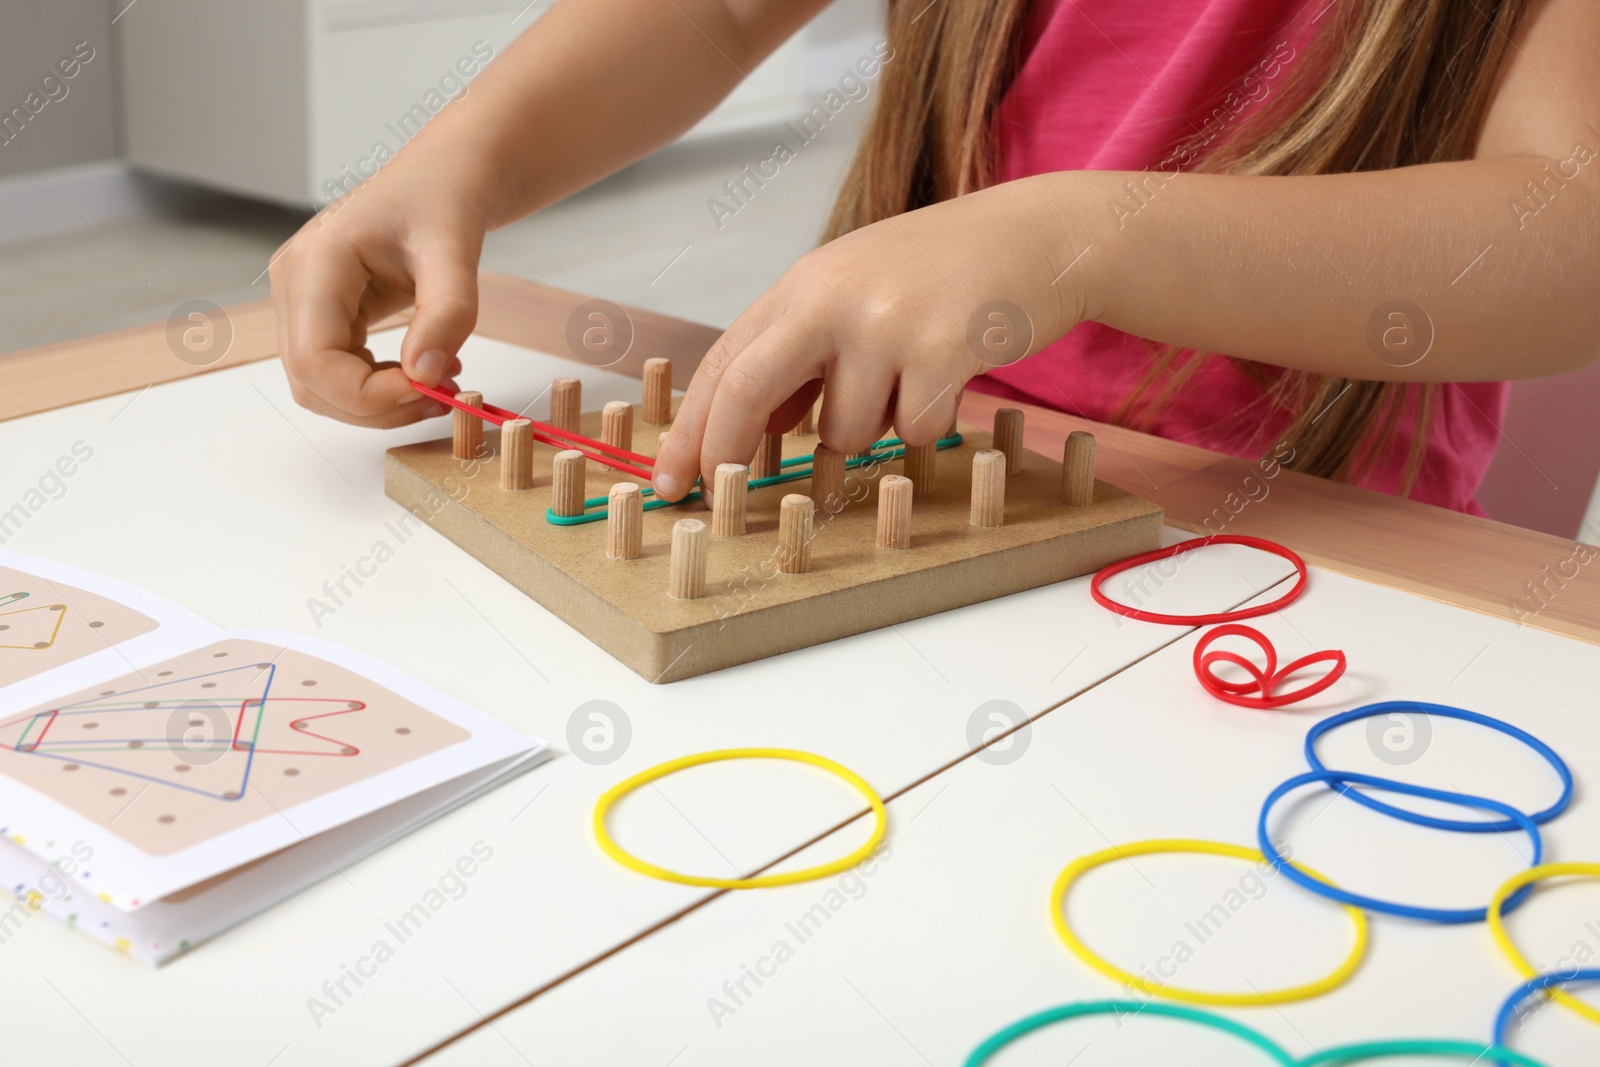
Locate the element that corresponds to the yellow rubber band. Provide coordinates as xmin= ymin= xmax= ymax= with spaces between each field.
xmin=593 ymin=747 xmax=888 ymax=889
xmin=1052 ymin=838 xmax=1370 ymax=1007
xmin=1488 ymin=862 xmax=1600 ymax=1026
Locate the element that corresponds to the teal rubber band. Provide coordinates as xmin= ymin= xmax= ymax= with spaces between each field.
xmin=545 ymin=433 xmax=962 ymax=526
xmin=964 ymin=1000 xmax=1297 ymax=1067
xmin=1294 ymin=1040 xmax=1553 ymax=1066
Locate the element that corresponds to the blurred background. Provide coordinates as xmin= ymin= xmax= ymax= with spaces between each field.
xmin=2 ymin=0 xmax=1596 ymax=543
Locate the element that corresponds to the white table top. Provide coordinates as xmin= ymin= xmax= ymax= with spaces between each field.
xmin=422 ymin=567 xmax=1600 ymax=1067
xmin=0 ymin=333 xmax=1308 ymax=1066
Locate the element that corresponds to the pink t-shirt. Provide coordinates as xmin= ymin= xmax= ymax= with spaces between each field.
xmin=972 ymin=0 xmax=1507 ymax=514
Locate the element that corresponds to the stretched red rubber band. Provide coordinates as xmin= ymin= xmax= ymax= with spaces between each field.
xmin=473 ymin=395 xmax=656 ymax=470
xmin=1089 ymin=534 xmax=1308 ymax=625
xmin=1192 ymin=624 xmax=1346 ymax=709
xmin=487 ymin=398 xmax=656 ymax=466
xmin=412 ymin=381 xmax=656 ymax=478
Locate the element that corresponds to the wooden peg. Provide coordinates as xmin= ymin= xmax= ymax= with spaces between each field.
xmin=777 ymin=494 xmax=813 ymax=574
xmin=810 ymin=444 xmax=846 ymax=513
xmin=551 ymin=449 xmax=586 ymax=517
xmin=601 ymin=401 xmax=633 ymax=450
xmin=642 ymin=358 xmax=672 ymax=424
xmin=668 ymin=518 xmax=708 ymax=599
xmin=606 ymin=483 xmax=643 ymax=560
xmin=1062 ymin=431 xmax=1097 ymax=506
xmin=550 ymin=377 xmax=581 ymax=433
xmin=752 ymin=432 xmax=783 ymax=479
xmin=712 ymin=463 xmax=748 ymax=537
xmin=500 ymin=418 xmax=533 ymax=490
xmin=875 ymin=474 xmax=912 ymax=550
xmin=993 ymin=408 xmax=1024 ymax=475
xmin=788 ymin=399 xmax=817 ymax=436
xmin=970 ymin=448 xmax=1006 ymax=528
xmin=903 ymin=441 xmax=936 ymax=497
xmin=452 ymin=390 xmax=483 ymax=460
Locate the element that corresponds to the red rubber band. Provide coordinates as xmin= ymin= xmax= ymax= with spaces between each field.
xmin=1192 ymin=624 xmax=1346 ymax=709
xmin=1089 ymin=534 xmax=1308 ymax=626
xmin=411 ymin=381 xmax=656 ymax=479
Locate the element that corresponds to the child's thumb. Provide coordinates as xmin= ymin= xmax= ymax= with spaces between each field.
xmin=402 ymin=264 xmax=478 ymax=387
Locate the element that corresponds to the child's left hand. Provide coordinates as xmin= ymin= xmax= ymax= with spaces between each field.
xmin=651 ymin=177 xmax=1083 ymax=502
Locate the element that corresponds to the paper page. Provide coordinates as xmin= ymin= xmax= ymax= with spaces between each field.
xmin=0 ymin=550 xmax=219 ymax=712
xmin=0 ymin=629 xmax=545 ymax=908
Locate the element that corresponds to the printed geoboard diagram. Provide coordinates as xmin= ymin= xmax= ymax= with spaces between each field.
xmin=0 ymin=565 xmax=159 ymax=689
xmin=0 ymin=639 xmax=469 ymax=858
xmin=0 ymin=553 xmax=547 ymax=960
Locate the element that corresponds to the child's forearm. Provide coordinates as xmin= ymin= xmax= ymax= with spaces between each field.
xmin=398 ymin=0 xmax=824 ymax=221
xmin=650 ymin=150 xmax=1600 ymax=499
xmin=1038 ymin=155 xmax=1600 ymax=383
xmin=1031 ymin=0 xmax=1600 ymax=384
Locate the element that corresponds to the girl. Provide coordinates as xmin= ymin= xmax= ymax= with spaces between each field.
xmin=270 ymin=0 xmax=1599 ymax=516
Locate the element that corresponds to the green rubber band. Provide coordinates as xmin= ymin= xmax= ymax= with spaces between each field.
xmin=1294 ymin=1040 xmax=1553 ymax=1066
xmin=545 ymin=433 xmax=963 ymax=526
xmin=964 ymin=1000 xmax=1297 ymax=1067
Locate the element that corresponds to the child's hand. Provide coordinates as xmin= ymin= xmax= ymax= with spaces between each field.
xmin=268 ymin=169 xmax=487 ymax=427
xmin=651 ymin=178 xmax=1078 ymax=502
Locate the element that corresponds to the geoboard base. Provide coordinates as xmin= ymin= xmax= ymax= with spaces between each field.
xmin=384 ymin=410 xmax=1163 ymax=683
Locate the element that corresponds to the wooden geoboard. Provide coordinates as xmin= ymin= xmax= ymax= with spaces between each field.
xmin=384 ymin=399 xmax=1164 ymax=683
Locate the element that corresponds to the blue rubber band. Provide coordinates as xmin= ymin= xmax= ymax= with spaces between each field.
xmin=1257 ymin=770 xmax=1542 ymax=924
xmin=1493 ymin=969 xmax=1600 ymax=1048
xmin=1305 ymin=702 xmax=1573 ymax=834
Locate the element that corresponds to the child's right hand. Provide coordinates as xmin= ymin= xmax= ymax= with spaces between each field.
xmin=269 ymin=166 xmax=487 ymax=427
xmin=269 ymin=0 xmax=816 ymax=430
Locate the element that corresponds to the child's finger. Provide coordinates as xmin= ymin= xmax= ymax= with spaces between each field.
xmin=693 ymin=322 xmax=831 ymax=497
xmin=400 ymin=252 xmax=479 ymax=387
xmin=816 ymin=357 xmax=898 ymax=456
xmin=652 ymin=300 xmax=782 ymax=501
xmin=292 ymin=378 xmax=449 ymax=428
xmin=280 ymin=248 xmax=417 ymax=420
xmin=893 ymin=370 xmax=964 ymax=446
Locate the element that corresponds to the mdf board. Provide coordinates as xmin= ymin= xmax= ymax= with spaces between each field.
xmin=385 ymin=406 xmax=1164 ymax=682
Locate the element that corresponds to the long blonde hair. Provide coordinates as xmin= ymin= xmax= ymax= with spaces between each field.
xmin=824 ymin=0 xmax=1533 ymax=490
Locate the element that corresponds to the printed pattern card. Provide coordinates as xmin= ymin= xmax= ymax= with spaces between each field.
xmin=0 ymin=630 xmax=544 ymax=908
xmin=0 ymin=551 xmax=218 ymax=711
xmin=0 ymin=553 xmax=548 ymax=962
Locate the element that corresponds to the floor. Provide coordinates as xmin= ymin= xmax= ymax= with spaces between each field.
xmin=0 ymin=107 xmax=867 ymax=354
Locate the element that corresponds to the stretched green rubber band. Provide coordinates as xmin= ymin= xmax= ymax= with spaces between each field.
xmin=1294 ymin=1040 xmax=1552 ymax=1066
xmin=963 ymin=1000 xmax=1297 ymax=1067
xmin=545 ymin=433 xmax=963 ymax=525
xmin=965 ymin=1006 xmax=1556 ymax=1067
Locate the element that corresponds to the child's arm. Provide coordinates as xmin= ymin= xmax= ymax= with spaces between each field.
xmin=654 ymin=0 xmax=1600 ymax=501
xmin=269 ymin=0 xmax=824 ymax=426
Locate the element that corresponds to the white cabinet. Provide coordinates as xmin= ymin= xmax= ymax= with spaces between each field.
xmin=118 ymin=0 xmax=807 ymax=207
